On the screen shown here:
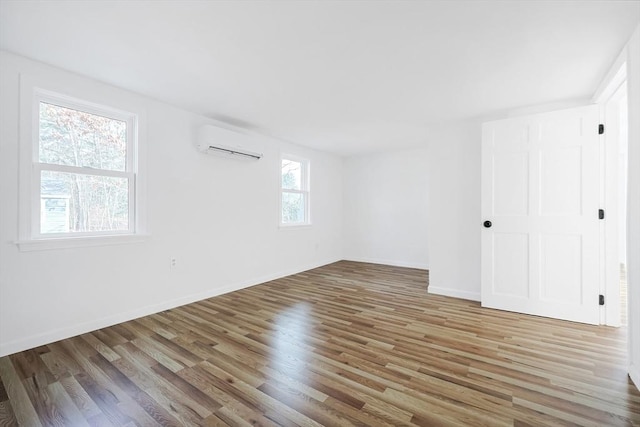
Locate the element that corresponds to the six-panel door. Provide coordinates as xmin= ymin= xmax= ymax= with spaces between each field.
xmin=481 ymin=105 xmax=600 ymax=325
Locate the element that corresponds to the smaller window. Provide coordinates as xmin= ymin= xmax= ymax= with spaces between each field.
xmin=281 ymin=156 xmax=310 ymax=226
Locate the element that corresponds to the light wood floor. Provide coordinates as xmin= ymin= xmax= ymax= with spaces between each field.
xmin=1 ymin=261 xmax=638 ymax=426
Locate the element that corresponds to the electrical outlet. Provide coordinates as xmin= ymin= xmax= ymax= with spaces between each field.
xmin=170 ymin=257 xmax=177 ymax=270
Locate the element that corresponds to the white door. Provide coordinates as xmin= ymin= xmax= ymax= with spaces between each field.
xmin=481 ymin=105 xmax=601 ymax=325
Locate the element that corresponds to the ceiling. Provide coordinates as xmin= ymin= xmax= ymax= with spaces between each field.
xmin=1 ymin=1 xmax=638 ymax=155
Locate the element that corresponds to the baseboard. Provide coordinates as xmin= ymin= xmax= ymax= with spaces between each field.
xmin=343 ymin=256 xmax=428 ymax=270
xmin=428 ymin=286 xmax=481 ymax=302
xmin=630 ymin=363 xmax=640 ymax=392
xmin=0 ymin=257 xmax=341 ymax=357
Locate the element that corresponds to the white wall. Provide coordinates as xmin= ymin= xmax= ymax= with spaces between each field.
xmin=625 ymin=23 xmax=640 ymax=390
xmin=425 ymin=122 xmax=482 ymax=300
xmin=343 ymin=149 xmax=429 ymax=269
xmin=0 ymin=52 xmax=343 ymax=357
xmin=343 ymin=123 xmax=480 ymax=297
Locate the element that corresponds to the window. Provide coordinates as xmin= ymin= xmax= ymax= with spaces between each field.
xmin=281 ymin=156 xmax=310 ymax=226
xmin=31 ymin=91 xmax=138 ymax=239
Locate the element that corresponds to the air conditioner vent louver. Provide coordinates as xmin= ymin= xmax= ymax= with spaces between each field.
xmin=197 ymin=125 xmax=263 ymax=160
xmin=205 ymin=144 xmax=262 ymax=160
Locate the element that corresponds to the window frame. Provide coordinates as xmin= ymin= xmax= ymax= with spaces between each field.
xmin=32 ymin=90 xmax=137 ymax=239
xmin=17 ymin=75 xmax=147 ymax=251
xmin=280 ymin=154 xmax=311 ymax=227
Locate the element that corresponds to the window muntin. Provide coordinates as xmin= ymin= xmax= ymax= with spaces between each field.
xmin=281 ymin=157 xmax=310 ymax=225
xmin=33 ymin=93 xmax=137 ymax=237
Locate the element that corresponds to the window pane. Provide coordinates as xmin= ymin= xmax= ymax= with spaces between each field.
xmin=41 ymin=171 xmax=129 ymax=233
xmin=282 ymin=159 xmax=301 ymax=190
xmin=282 ymin=191 xmax=306 ymax=223
xmin=40 ymin=197 xmax=69 ymax=233
xmin=39 ymin=102 xmax=127 ymax=171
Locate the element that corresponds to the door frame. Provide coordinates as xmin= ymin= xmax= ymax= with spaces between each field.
xmin=595 ymin=60 xmax=627 ymax=327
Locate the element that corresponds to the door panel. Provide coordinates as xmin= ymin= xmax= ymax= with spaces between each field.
xmin=493 ymin=232 xmax=529 ymax=298
xmin=540 ymin=233 xmax=582 ymax=304
xmin=540 ymin=147 xmax=582 ymax=216
xmin=481 ymin=105 xmax=600 ymax=324
xmin=493 ymin=153 xmax=529 ymax=216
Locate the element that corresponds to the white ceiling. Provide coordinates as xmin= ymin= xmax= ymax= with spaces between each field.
xmin=1 ymin=1 xmax=639 ymax=155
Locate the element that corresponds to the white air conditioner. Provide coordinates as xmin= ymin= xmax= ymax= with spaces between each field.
xmin=197 ymin=125 xmax=263 ymax=160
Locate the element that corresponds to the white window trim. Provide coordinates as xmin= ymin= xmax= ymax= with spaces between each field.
xmin=17 ymin=74 xmax=148 ymax=251
xmin=280 ymin=154 xmax=311 ymax=228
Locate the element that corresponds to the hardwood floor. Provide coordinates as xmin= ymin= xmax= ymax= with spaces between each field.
xmin=1 ymin=261 xmax=638 ymax=426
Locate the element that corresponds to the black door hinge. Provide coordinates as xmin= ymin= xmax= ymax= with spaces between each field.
xmin=599 ymin=295 xmax=605 ymax=306
xmin=598 ymin=124 xmax=604 ymax=135
xmin=599 ymin=209 xmax=605 ymax=220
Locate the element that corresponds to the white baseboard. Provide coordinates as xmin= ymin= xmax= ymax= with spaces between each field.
xmin=343 ymin=256 xmax=428 ymax=270
xmin=630 ymin=363 xmax=640 ymax=392
xmin=0 ymin=257 xmax=341 ymax=357
xmin=428 ymin=286 xmax=481 ymax=302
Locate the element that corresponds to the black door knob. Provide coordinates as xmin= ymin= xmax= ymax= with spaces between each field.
xmin=483 ymin=220 xmax=492 ymax=228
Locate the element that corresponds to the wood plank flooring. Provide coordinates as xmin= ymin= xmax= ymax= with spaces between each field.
xmin=1 ymin=261 xmax=639 ymax=426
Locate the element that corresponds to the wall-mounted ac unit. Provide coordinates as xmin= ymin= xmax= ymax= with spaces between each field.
xmin=197 ymin=125 xmax=263 ymax=160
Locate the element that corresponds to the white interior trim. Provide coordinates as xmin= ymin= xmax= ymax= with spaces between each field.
xmin=593 ymin=48 xmax=628 ymax=104
xmin=18 ymin=73 xmax=148 ymax=244
xmin=16 ymin=234 xmax=150 ymax=252
xmin=428 ymin=286 xmax=480 ymax=302
xmin=343 ymin=256 xmax=428 ymax=270
xmin=593 ymin=37 xmax=630 ymax=327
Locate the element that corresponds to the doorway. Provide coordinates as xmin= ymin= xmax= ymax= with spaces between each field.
xmin=480 ymin=89 xmax=629 ymax=326
xmin=602 ymin=76 xmax=628 ymax=327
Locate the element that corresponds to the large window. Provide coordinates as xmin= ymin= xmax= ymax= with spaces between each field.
xmin=281 ymin=156 xmax=310 ymax=226
xmin=32 ymin=91 xmax=137 ymax=238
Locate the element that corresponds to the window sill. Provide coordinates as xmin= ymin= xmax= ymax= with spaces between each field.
xmin=279 ymin=223 xmax=312 ymax=230
xmin=16 ymin=234 xmax=149 ymax=252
